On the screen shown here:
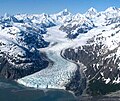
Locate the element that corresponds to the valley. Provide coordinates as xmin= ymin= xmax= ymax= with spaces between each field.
xmin=0 ymin=7 xmax=120 ymax=98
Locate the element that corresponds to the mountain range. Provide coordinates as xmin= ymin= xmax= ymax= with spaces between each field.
xmin=0 ymin=7 xmax=120 ymax=96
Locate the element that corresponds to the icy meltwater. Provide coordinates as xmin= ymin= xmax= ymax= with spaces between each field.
xmin=0 ymin=77 xmax=76 ymax=101
xmin=17 ymin=26 xmax=78 ymax=89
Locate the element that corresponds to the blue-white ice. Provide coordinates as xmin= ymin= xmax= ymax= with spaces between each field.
xmin=17 ymin=26 xmax=78 ymax=89
xmin=18 ymin=50 xmax=77 ymax=89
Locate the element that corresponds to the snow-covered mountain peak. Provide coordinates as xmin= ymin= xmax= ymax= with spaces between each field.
xmin=57 ymin=8 xmax=71 ymax=16
xmin=73 ymin=13 xmax=84 ymax=19
xmin=105 ymin=6 xmax=120 ymax=13
xmin=87 ymin=7 xmax=97 ymax=13
xmin=51 ymin=9 xmax=72 ymax=24
xmin=64 ymin=8 xmax=68 ymax=12
xmin=4 ymin=13 xmax=11 ymax=18
xmin=1 ymin=6 xmax=120 ymax=96
xmin=84 ymin=7 xmax=97 ymax=19
xmin=59 ymin=12 xmax=94 ymax=39
xmin=40 ymin=13 xmax=50 ymax=18
xmin=1 ymin=13 xmax=19 ymax=23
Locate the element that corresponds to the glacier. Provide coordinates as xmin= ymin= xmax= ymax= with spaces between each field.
xmin=0 ymin=6 xmax=120 ymax=95
xmin=17 ymin=26 xmax=78 ymax=89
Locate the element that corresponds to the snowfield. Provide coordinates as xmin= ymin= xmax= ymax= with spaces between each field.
xmin=16 ymin=22 xmax=120 ymax=89
xmin=17 ymin=26 xmax=78 ymax=89
xmin=13 ymin=7 xmax=120 ymax=93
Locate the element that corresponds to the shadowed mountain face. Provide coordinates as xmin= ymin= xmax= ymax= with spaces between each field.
xmin=0 ymin=14 xmax=51 ymax=79
xmin=0 ymin=7 xmax=120 ymax=96
xmin=59 ymin=13 xmax=95 ymax=39
xmin=0 ymin=50 xmax=49 ymax=79
xmin=63 ymin=23 xmax=120 ymax=95
xmin=59 ymin=7 xmax=120 ymax=95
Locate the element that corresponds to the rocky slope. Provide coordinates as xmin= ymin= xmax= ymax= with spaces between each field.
xmin=0 ymin=13 xmax=50 ymax=79
xmin=62 ymin=10 xmax=120 ymax=95
xmin=0 ymin=7 xmax=120 ymax=96
xmin=59 ymin=13 xmax=95 ymax=39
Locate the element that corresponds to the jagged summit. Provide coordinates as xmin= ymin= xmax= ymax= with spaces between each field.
xmin=105 ymin=6 xmax=120 ymax=12
xmin=87 ymin=7 xmax=97 ymax=13
xmin=84 ymin=7 xmax=97 ymax=19
xmin=41 ymin=13 xmax=50 ymax=17
xmin=63 ymin=8 xmax=69 ymax=13
xmin=50 ymin=8 xmax=72 ymax=24
xmin=0 ymin=6 xmax=120 ymax=96
xmin=0 ymin=13 xmax=19 ymax=23
xmin=4 ymin=13 xmax=11 ymax=18
xmin=73 ymin=13 xmax=83 ymax=20
xmin=56 ymin=8 xmax=71 ymax=16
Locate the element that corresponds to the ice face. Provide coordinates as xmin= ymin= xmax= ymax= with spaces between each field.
xmin=17 ymin=26 xmax=77 ymax=89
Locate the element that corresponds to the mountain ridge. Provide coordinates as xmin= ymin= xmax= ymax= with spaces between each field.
xmin=0 ymin=7 xmax=120 ymax=96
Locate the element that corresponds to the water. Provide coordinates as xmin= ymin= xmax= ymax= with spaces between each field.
xmin=0 ymin=77 xmax=76 ymax=101
xmin=1 ymin=78 xmax=120 ymax=101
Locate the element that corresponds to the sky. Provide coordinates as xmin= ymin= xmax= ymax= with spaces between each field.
xmin=0 ymin=0 xmax=119 ymax=15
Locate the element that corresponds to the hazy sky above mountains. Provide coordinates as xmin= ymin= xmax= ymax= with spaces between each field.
xmin=0 ymin=0 xmax=119 ymax=15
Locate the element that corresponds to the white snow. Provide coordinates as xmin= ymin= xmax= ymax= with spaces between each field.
xmin=17 ymin=26 xmax=78 ymax=89
xmin=18 ymin=22 xmax=107 ymax=89
xmin=0 ymin=7 xmax=120 ymax=89
xmin=105 ymin=78 xmax=111 ymax=84
xmin=51 ymin=9 xmax=72 ymax=24
xmin=18 ymin=24 xmax=112 ymax=89
xmin=113 ymin=74 xmax=120 ymax=84
xmin=100 ymin=72 xmax=104 ymax=76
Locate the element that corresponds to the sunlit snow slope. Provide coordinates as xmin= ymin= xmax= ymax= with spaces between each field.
xmin=17 ymin=26 xmax=78 ymax=89
xmin=1 ymin=7 xmax=120 ymax=96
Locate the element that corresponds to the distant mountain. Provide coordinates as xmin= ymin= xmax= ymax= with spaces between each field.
xmin=61 ymin=7 xmax=120 ymax=95
xmin=59 ymin=7 xmax=120 ymax=39
xmin=51 ymin=9 xmax=73 ymax=24
xmin=59 ymin=13 xmax=95 ymax=39
xmin=15 ymin=13 xmax=56 ymax=28
xmin=84 ymin=7 xmax=98 ymax=19
xmin=0 ymin=7 xmax=120 ymax=96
